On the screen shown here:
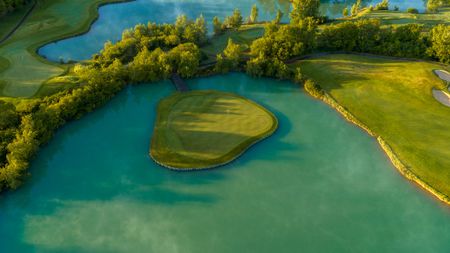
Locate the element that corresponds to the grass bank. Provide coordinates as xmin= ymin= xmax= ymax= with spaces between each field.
xmin=293 ymin=54 xmax=450 ymax=204
xmin=0 ymin=0 xmax=130 ymax=98
xmin=348 ymin=7 xmax=450 ymax=29
xmin=150 ymin=90 xmax=278 ymax=170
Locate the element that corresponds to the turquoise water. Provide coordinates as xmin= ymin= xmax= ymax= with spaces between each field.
xmin=38 ymin=0 xmax=427 ymax=62
xmin=1 ymin=73 xmax=449 ymax=252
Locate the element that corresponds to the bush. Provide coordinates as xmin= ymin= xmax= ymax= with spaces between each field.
xmin=375 ymin=0 xmax=389 ymax=10
xmin=319 ymin=20 xmax=428 ymax=59
xmin=223 ymin=9 xmax=243 ymax=30
xmin=407 ymin=8 xmax=419 ymax=14
xmin=215 ymin=39 xmax=242 ymax=73
xmin=427 ymin=24 xmax=450 ymax=64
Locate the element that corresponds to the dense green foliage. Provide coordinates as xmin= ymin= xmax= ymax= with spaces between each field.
xmin=428 ymin=24 xmax=450 ymax=64
xmin=249 ymin=4 xmax=259 ymax=24
xmin=0 ymin=101 xmax=20 ymax=168
xmin=343 ymin=7 xmax=349 ymax=17
xmin=246 ymin=18 xmax=317 ymax=78
xmin=290 ymin=0 xmax=320 ymax=24
xmin=274 ymin=9 xmax=283 ymax=24
xmin=223 ymin=9 xmax=243 ymax=30
xmin=407 ymin=8 xmax=419 ymax=14
xmin=0 ymin=15 xmax=204 ymax=192
xmin=213 ymin=16 xmax=223 ymax=35
xmin=0 ymin=0 xmax=29 ymax=17
xmin=94 ymin=15 xmax=206 ymax=67
xmin=375 ymin=0 xmax=389 ymax=11
xmin=427 ymin=0 xmax=450 ymax=12
xmin=319 ymin=19 xmax=429 ymax=59
xmin=351 ymin=0 xmax=361 ymax=16
xmin=215 ymin=39 xmax=242 ymax=73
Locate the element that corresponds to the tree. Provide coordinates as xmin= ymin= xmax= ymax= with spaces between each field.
xmin=0 ymin=101 xmax=19 ymax=130
xmin=168 ymin=43 xmax=201 ymax=78
xmin=351 ymin=3 xmax=358 ymax=16
xmin=194 ymin=14 xmax=207 ymax=44
xmin=224 ymin=9 xmax=243 ymax=29
xmin=428 ymin=24 xmax=450 ymax=64
xmin=427 ymin=0 xmax=441 ymax=12
xmin=274 ymin=9 xmax=283 ymax=24
xmin=342 ymin=7 xmax=349 ymax=17
xmin=375 ymin=0 xmax=389 ymax=10
xmin=290 ymin=0 xmax=320 ymax=24
xmin=213 ymin=16 xmax=223 ymax=35
xmin=215 ymin=39 xmax=242 ymax=73
xmin=249 ymin=4 xmax=259 ymax=23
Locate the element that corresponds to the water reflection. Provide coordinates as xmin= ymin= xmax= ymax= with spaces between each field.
xmin=38 ymin=0 xmax=426 ymax=62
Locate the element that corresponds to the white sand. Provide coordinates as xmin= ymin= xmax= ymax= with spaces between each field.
xmin=434 ymin=69 xmax=450 ymax=85
xmin=432 ymin=89 xmax=450 ymax=107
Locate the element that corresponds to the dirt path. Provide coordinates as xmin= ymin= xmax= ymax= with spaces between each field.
xmin=0 ymin=0 xmax=37 ymax=44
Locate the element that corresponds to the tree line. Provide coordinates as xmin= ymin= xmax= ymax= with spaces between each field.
xmin=0 ymin=0 xmax=30 ymax=17
xmin=0 ymin=15 xmax=205 ymax=191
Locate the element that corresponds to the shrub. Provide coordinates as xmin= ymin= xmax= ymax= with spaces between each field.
xmin=342 ymin=7 xmax=349 ymax=17
xmin=407 ymin=8 xmax=419 ymax=14
xmin=427 ymin=24 xmax=450 ymax=64
xmin=215 ymin=39 xmax=242 ymax=73
xmin=375 ymin=0 xmax=389 ymax=10
xmin=294 ymin=67 xmax=304 ymax=83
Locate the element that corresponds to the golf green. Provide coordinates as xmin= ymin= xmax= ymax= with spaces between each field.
xmin=150 ymin=90 xmax=278 ymax=170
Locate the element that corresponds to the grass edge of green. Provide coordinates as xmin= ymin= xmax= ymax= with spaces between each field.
xmin=149 ymin=90 xmax=279 ymax=171
xmin=303 ymin=80 xmax=450 ymax=206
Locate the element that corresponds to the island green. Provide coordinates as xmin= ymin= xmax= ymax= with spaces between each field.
xmin=150 ymin=90 xmax=278 ymax=170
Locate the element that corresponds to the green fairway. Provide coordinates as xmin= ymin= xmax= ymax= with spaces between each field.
xmin=150 ymin=90 xmax=278 ymax=170
xmin=350 ymin=7 xmax=450 ymax=29
xmin=294 ymin=54 xmax=450 ymax=202
xmin=0 ymin=0 xmax=126 ymax=98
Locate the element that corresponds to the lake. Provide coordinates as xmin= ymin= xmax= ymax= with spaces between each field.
xmin=0 ymin=73 xmax=449 ymax=252
xmin=38 ymin=0 xmax=428 ymax=62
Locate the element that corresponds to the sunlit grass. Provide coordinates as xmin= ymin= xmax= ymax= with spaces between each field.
xmin=150 ymin=90 xmax=277 ymax=170
xmin=0 ymin=0 xmax=126 ymax=98
xmin=348 ymin=7 xmax=450 ymax=29
xmin=294 ymin=54 xmax=450 ymax=199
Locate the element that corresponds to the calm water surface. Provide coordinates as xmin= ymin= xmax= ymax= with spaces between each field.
xmin=39 ymin=0 xmax=427 ymax=61
xmin=0 ymin=73 xmax=449 ymax=252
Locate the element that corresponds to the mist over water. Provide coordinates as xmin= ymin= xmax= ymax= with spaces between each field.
xmin=38 ymin=0 xmax=427 ymax=62
xmin=0 ymin=74 xmax=449 ymax=252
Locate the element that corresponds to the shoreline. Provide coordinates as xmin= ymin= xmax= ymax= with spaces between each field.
xmin=149 ymin=89 xmax=279 ymax=171
xmin=304 ymin=86 xmax=450 ymax=206
xmin=33 ymin=0 xmax=135 ymax=64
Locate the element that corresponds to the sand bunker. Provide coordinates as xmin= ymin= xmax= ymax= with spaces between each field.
xmin=432 ymin=70 xmax=450 ymax=107
xmin=433 ymin=89 xmax=450 ymax=107
xmin=434 ymin=70 xmax=450 ymax=83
